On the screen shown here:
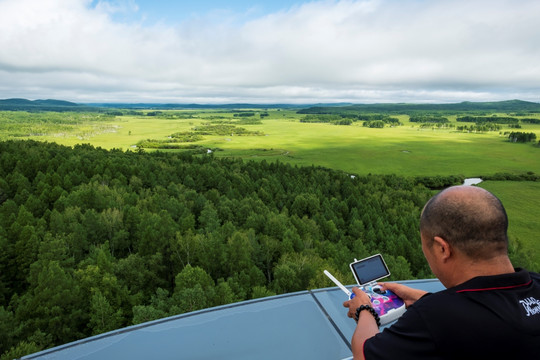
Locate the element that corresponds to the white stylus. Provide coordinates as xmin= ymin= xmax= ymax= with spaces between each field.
xmin=324 ymin=270 xmax=355 ymax=299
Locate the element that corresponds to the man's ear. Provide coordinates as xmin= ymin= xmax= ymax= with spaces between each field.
xmin=433 ymin=236 xmax=452 ymax=262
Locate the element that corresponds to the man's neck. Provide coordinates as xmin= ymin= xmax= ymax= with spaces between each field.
xmin=446 ymin=254 xmax=515 ymax=288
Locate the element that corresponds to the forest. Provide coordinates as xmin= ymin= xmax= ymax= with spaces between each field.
xmin=457 ymin=116 xmax=520 ymax=125
xmin=1 ymin=98 xmax=540 ymax=358
xmin=299 ymin=114 xmax=401 ymax=127
xmin=0 ymin=99 xmax=100 ymax=113
xmin=296 ymin=99 xmax=540 ymax=115
xmin=507 ymin=132 xmax=537 ymax=143
xmin=1 ymin=139 xmax=533 ymax=358
xmin=408 ymin=115 xmax=449 ymax=123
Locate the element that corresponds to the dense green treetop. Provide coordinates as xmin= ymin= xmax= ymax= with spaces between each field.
xmin=0 ymin=140 xmax=533 ymax=358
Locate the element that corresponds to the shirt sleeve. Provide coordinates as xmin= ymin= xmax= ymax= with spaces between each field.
xmin=363 ymin=305 xmax=438 ymax=360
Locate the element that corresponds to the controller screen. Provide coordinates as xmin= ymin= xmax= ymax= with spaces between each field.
xmin=352 ymin=255 xmax=389 ymax=284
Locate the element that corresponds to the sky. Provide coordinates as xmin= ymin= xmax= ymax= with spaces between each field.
xmin=0 ymin=0 xmax=539 ymax=104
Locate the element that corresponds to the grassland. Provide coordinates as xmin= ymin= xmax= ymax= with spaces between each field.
xmin=14 ymin=110 xmax=539 ymax=177
xmin=208 ymin=115 xmax=540 ymax=177
xmin=2 ymin=108 xmax=539 ymax=260
xmin=480 ymin=181 xmax=540 ymax=266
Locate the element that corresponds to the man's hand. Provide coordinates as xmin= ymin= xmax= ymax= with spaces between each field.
xmin=343 ymin=287 xmax=372 ymax=319
xmin=343 ymin=287 xmax=380 ymax=360
xmin=379 ymin=282 xmax=428 ymax=308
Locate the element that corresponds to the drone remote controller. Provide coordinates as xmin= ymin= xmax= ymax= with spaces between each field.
xmin=349 ymin=254 xmax=406 ymax=324
xmin=324 ymin=254 xmax=406 ymax=325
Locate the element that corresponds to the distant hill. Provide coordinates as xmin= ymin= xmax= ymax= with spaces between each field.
xmin=0 ymin=98 xmax=101 ymax=112
xmin=2 ymin=98 xmax=540 ymax=113
xmin=297 ymin=100 xmax=540 ymax=115
xmin=0 ymin=99 xmax=354 ymax=112
xmin=87 ymin=102 xmax=354 ymax=110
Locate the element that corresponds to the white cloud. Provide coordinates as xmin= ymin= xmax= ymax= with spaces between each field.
xmin=0 ymin=0 xmax=539 ymax=103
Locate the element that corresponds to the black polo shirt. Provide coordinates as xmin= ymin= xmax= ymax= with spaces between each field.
xmin=363 ymin=269 xmax=540 ymax=359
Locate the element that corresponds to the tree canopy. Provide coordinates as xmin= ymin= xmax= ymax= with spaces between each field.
xmin=0 ymin=139 xmax=533 ymax=358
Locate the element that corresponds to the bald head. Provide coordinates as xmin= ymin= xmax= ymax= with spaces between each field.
xmin=420 ymin=186 xmax=509 ymax=260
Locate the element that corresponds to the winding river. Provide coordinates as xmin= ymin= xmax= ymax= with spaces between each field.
xmin=463 ymin=178 xmax=483 ymax=186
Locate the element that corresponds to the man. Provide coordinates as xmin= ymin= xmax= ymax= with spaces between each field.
xmin=343 ymin=185 xmax=540 ymax=359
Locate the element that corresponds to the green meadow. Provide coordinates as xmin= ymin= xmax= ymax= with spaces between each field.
xmin=210 ymin=117 xmax=540 ymax=177
xmin=23 ymin=110 xmax=540 ymax=177
xmin=3 ymin=109 xmax=540 ymax=261
xmin=480 ymin=181 xmax=540 ymax=267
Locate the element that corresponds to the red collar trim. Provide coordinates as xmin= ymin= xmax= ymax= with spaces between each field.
xmin=456 ymin=280 xmax=532 ymax=293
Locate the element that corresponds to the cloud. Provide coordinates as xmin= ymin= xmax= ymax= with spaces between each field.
xmin=0 ymin=0 xmax=539 ymax=103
